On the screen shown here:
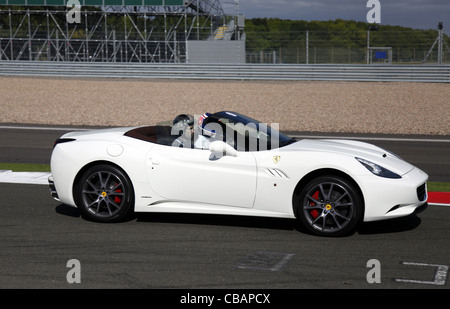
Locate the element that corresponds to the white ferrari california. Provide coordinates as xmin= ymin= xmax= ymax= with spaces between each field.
xmin=49 ymin=111 xmax=428 ymax=236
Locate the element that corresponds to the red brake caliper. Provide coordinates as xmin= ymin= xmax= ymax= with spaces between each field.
xmin=310 ymin=191 xmax=320 ymax=219
xmin=115 ymin=188 xmax=122 ymax=204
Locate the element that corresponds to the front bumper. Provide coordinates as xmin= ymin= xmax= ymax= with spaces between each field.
xmin=361 ymin=167 xmax=429 ymax=222
xmin=413 ymin=202 xmax=428 ymax=215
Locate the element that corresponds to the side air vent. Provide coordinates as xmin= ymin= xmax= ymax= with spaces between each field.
xmin=263 ymin=168 xmax=288 ymax=179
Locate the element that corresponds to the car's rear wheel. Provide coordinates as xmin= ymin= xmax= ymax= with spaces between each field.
xmin=75 ymin=164 xmax=134 ymax=223
xmin=296 ymin=176 xmax=363 ymax=237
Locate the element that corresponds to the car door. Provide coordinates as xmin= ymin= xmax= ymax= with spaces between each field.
xmin=146 ymin=144 xmax=257 ymax=208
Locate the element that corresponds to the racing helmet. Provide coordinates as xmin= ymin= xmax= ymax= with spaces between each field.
xmin=197 ymin=113 xmax=216 ymax=137
xmin=172 ymin=114 xmax=194 ymax=135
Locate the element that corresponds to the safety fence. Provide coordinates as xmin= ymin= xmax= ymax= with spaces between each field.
xmin=0 ymin=61 xmax=449 ymax=82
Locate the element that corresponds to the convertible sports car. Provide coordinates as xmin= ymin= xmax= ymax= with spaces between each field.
xmin=49 ymin=111 xmax=428 ymax=236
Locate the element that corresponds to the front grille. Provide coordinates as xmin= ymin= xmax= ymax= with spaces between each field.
xmin=417 ymin=183 xmax=427 ymax=202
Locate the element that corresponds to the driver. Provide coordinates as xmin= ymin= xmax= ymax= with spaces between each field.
xmin=172 ymin=113 xmax=218 ymax=149
xmin=172 ymin=114 xmax=194 ymax=148
xmin=195 ymin=113 xmax=215 ymax=149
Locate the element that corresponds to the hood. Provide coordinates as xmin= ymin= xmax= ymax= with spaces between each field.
xmin=284 ymin=139 xmax=415 ymax=175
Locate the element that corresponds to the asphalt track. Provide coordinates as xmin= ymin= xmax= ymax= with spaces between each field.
xmin=0 ymin=183 xmax=449 ymax=290
xmin=0 ymin=125 xmax=449 ymax=291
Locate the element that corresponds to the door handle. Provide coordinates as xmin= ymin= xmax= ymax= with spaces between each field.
xmin=148 ymin=157 xmax=160 ymax=165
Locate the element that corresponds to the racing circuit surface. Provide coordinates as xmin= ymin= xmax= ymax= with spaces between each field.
xmin=0 ymin=125 xmax=449 ymax=289
xmin=0 ymin=182 xmax=449 ymax=289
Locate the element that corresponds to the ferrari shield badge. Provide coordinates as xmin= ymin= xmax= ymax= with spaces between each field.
xmin=273 ymin=155 xmax=281 ymax=164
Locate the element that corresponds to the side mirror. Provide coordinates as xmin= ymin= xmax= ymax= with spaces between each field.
xmin=209 ymin=141 xmax=238 ymax=157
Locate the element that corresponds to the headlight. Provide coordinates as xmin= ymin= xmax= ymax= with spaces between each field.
xmin=356 ymin=157 xmax=402 ymax=179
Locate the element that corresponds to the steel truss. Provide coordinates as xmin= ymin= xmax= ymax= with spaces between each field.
xmin=0 ymin=0 xmax=234 ymax=62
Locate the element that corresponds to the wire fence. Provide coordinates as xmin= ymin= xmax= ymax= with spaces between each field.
xmin=244 ymin=23 xmax=450 ymax=65
xmin=246 ymin=47 xmax=447 ymax=64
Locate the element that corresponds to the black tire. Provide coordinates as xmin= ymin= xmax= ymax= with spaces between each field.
xmin=296 ymin=175 xmax=363 ymax=237
xmin=74 ymin=164 xmax=134 ymax=223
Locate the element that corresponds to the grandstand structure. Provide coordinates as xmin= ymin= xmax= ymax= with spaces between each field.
xmin=0 ymin=0 xmax=246 ymax=63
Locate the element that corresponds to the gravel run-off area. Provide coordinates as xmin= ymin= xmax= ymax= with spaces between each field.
xmin=1 ymin=76 xmax=449 ymax=136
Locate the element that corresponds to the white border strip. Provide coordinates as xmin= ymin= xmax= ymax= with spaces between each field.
xmin=429 ymin=203 xmax=450 ymax=207
xmin=0 ymin=171 xmax=51 ymax=185
xmin=292 ymin=135 xmax=450 ymax=143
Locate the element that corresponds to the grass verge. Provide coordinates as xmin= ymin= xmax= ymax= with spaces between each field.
xmin=427 ymin=182 xmax=450 ymax=193
xmin=0 ymin=162 xmax=50 ymax=172
xmin=1 ymin=162 xmax=449 ymax=192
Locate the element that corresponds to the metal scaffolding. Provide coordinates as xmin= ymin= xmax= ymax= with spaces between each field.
xmin=0 ymin=0 xmax=244 ymax=62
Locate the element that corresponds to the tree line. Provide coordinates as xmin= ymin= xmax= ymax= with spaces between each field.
xmin=245 ymin=18 xmax=448 ymax=53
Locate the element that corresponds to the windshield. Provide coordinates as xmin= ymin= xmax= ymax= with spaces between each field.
xmin=204 ymin=111 xmax=295 ymax=151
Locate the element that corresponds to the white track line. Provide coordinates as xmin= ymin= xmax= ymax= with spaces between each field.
xmin=0 ymin=125 xmax=88 ymax=131
xmin=291 ymin=135 xmax=450 ymax=143
xmin=2 ymin=125 xmax=450 ymax=143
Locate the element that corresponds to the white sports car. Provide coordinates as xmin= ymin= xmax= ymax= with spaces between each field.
xmin=49 ymin=111 xmax=428 ymax=236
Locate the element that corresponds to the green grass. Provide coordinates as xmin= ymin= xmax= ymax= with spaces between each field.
xmin=427 ymin=182 xmax=450 ymax=193
xmin=0 ymin=162 xmax=50 ymax=172
xmin=1 ymin=162 xmax=449 ymax=192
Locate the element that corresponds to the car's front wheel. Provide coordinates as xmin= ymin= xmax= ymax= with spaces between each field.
xmin=74 ymin=164 xmax=134 ymax=223
xmin=296 ymin=176 xmax=363 ymax=237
